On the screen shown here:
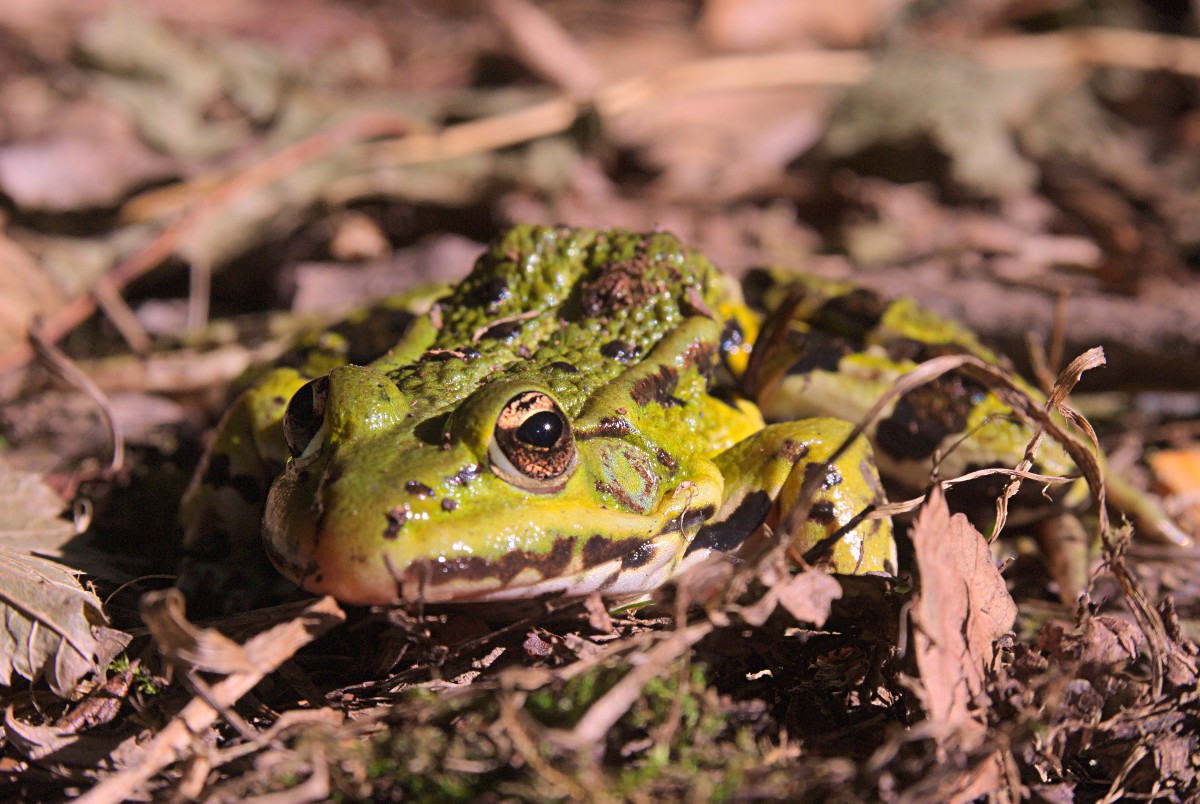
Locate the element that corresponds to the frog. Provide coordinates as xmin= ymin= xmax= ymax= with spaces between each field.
xmin=180 ymin=225 xmax=903 ymax=608
xmin=178 ymin=224 xmax=1180 ymax=610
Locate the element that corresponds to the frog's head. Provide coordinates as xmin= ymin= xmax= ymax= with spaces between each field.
xmin=263 ymin=361 xmax=725 ymax=605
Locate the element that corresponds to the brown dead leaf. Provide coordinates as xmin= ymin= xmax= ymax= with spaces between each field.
xmin=584 ymin=593 xmax=614 ymax=634
xmin=0 ymin=464 xmax=130 ymax=699
xmin=1035 ymin=616 xmax=1145 ymax=673
xmin=139 ymin=589 xmax=258 ymax=676
xmin=776 ymin=569 xmax=842 ymax=626
xmin=909 ymin=486 xmax=1016 ymax=796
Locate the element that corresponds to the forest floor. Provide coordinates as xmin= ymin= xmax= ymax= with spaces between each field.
xmin=1 ymin=1 xmax=1199 ymax=801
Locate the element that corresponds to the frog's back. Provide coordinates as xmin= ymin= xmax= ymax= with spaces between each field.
xmin=380 ymin=225 xmax=726 ymax=423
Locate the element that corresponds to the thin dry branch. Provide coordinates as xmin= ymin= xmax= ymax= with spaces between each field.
xmin=76 ymin=594 xmax=345 ymax=804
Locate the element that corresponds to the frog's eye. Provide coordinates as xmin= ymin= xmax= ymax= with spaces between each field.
xmin=283 ymin=376 xmax=330 ymax=461
xmin=488 ymin=391 xmax=578 ymax=493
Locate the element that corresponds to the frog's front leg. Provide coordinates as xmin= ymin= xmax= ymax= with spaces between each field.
xmin=688 ymin=418 xmax=896 ymax=575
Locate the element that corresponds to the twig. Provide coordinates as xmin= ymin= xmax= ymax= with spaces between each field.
xmin=76 ymin=595 xmax=345 ymax=804
xmin=975 ymin=27 xmax=1200 ymax=77
xmin=28 ymin=319 xmax=125 ymax=472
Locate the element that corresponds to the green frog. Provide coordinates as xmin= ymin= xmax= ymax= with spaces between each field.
xmin=178 ymin=224 xmax=1171 ymax=609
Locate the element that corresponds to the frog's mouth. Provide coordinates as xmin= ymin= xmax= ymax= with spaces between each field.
xmin=263 ymin=444 xmax=721 ymax=606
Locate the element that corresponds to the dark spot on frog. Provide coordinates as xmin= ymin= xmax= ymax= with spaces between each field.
xmin=876 ymin=373 xmax=983 ymax=461
xmin=779 ymin=439 xmax=809 ymax=465
xmin=630 ymin=365 xmax=683 ymax=408
xmin=784 ymin=330 xmax=855 ymax=376
xmin=421 ymin=346 xmax=482 ymax=362
xmin=810 ymin=499 xmax=837 ymax=524
xmin=441 ymin=498 xmax=458 ymax=512
xmin=383 ymin=505 xmax=410 ymax=540
xmin=579 ymin=261 xmax=659 ymax=318
xmin=621 ymin=541 xmax=658 ymax=569
xmin=600 ymin=340 xmax=640 ymax=362
xmin=686 ymin=490 xmax=772 ymax=555
xmin=547 ymin=361 xmax=579 ymax=374
xmin=479 ymin=320 xmax=523 ymax=341
xmin=810 ymin=288 xmax=888 ymax=340
xmin=576 ymin=416 xmax=633 ymax=440
xmin=595 ymin=480 xmax=636 ymax=512
xmin=656 ymin=505 xmax=714 ymax=536
xmin=740 ymin=268 xmax=783 ymax=309
xmin=625 ymin=447 xmax=659 ymax=494
xmin=202 ymin=454 xmax=264 ymax=505
xmin=447 ymin=464 xmax=480 ymax=487
xmin=822 ymin=466 xmax=843 ymax=489
xmin=417 ymin=536 xmax=576 ymax=586
xmin=405 ymin=480 xmax=434 ymax=499
xmin=582 ymin=534 xmax=653 ymax=568
xmin=517 ymin=344 xmax=533 ymax=359
xmin=413 ymin=414 xmax=449 ymax=446
xmin=655 ymin=448 xmax=678 ymax=473
xmin=682 ymin=340 xmax=717 ymax=378
xmin=720 ymin=318 xmax=744 ymax=363
xmin=597 ymin=569 xmax=623 ymax=590
xmin=467 ymin=276 xmax=511 ymax=310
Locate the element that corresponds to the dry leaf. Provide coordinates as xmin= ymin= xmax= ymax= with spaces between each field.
xmin=139 ymin=589 xmax=257 ymax=676
xmin=0 ymin=465 xmax=130 ymax=698
xmin=776 ymin=569 xmax=842 ymax=626
xmin=911 ymin=488 xmax=1015 ymax=730
xmin=909 ymin=487 xmax=1016 ymax=799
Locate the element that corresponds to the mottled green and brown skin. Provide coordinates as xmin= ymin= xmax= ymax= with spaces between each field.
xmin=182 ymin=226 xmax=896 ymax=606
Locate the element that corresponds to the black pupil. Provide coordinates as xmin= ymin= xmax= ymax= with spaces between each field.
xmin=516 ymin=410 xmax=563 ymax=448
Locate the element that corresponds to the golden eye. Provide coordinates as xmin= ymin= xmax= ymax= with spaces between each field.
xmin=488 ymin=391 xmax=577 ymax=493
xmin=283 ymin=376 xmax=329 ymax=460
